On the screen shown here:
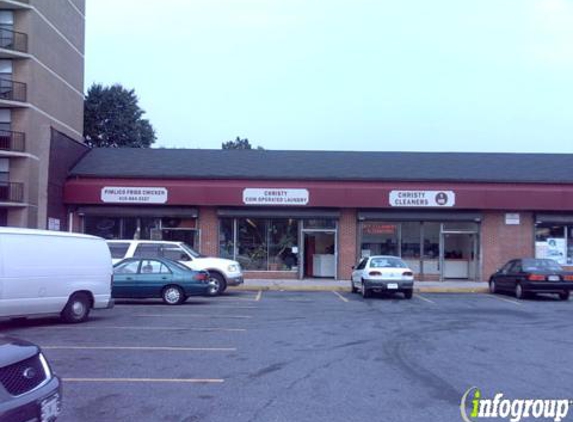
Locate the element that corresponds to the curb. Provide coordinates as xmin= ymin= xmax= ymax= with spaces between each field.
xmin=229 ymin=285 xmax=489 ymax=294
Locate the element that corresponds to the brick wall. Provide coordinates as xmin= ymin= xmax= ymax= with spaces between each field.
xmin=198 ymin=206 xmax=219 ymax=257
xmin=338 ymin=208 xmax=357 ymax=280
xmin=482 ymin=211 xmax=534 ymax=280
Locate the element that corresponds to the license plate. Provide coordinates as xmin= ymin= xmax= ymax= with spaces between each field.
xmin=548 ymin=275 xmax=560 ymax=282
xmin=387 ymin=283 xmax=399 ymax=289
xmin=41 ymin=394 xmax=61 ymax=422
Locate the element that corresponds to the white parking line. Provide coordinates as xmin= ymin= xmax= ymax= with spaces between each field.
xmin=63 ymin=378 xmax=224 ymax=384
xmin=134 ymin=314 xmax=253 ymax=319
xmin=62 ymin=326 xmax=247 ymax=332
xmin=255 ymin=290 xmax=263 ymax=302
xmin=482 ymin=293 xmax=522 ymax=306
xmin=42 ymin=346 xmax=236 ymax=352
xmin=332 ymin=291 xmax=349 ymax=303
xmin=415 ymin=294 xmax=436 ymax=304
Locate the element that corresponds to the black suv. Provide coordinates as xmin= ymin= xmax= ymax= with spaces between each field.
xmin=0 ymin=336 xmax=61 ymax=421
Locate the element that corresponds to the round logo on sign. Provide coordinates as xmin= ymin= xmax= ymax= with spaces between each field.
xmin=435 ymin=192 xmax=448 ymax=206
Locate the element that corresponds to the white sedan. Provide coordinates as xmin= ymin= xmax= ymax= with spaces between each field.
xmin=351 ymin=255 xmax=415 ymax=299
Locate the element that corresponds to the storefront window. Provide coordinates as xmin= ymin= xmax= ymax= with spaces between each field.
xmin=220 ymin=217 xmax=299 ymax=271
xmin=360 ymin=222 xmax=399 ymax=257
xmin=535 ymin=224 xmax=568 ymax=265
xmin=84 ymin=216 xmax=121 ymax=239
xmin=219 ymin=218 xmax=234 ymax=260
xmin=269 ymin=219 xmax=298 ymax=270
xmin=401 ymin=222 xmax=421 ymax=259
xmin=237 ymin=218 xmax=267 ymax=270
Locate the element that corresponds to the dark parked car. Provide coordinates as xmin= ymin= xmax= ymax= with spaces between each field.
xmin=0 ymin=336 xmax=61 ymax=422
xmin=489 ymin=258 xmax=573 ymax=300
xmin=112 ymin=257 xmax=213 ymax=305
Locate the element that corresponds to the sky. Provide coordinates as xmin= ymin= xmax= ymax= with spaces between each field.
xmin=85 ymin=0 xmax=573 ymax=152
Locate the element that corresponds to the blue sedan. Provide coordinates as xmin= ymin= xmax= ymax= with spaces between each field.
xmin=112 ymin=257 xmax=212 ymax=305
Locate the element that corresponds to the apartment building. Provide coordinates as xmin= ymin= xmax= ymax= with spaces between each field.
xmin=0 ymin=0 xmax=86 ymax=229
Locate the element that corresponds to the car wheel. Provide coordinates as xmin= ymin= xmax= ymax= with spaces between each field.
xmin=162 ymin=285 xmax=185 ymax=305
xmin=404 ymin=289 xmax=413 ymax=299
xmin=362 ymin=280 xmax=371 ymax=299
xmin=489 ymin=279 xmax=498 ymax=294
xmin=207 ymin=273 xmax=227 ymax=296
xmin=61 ymin=292 xmax=91 ymax=323
xmin=559 ymin=291 xmax=570 ymax=301
xmin=351 ymin=280 xmax=358 ymax=293
xmin=515 ymin=283 xmax=526 ymax=300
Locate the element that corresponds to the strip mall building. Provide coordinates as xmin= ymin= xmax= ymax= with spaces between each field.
xmin=64 ymin=149 xmax=573 ymax=281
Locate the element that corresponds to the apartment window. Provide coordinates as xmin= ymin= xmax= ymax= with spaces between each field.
xmin=0 ymin=158 xmax=9 ymax=182
xmin=0 ymin=11 xmax=13 ymax=50
xmin=0 ymin=109 xmax=10 ymax=131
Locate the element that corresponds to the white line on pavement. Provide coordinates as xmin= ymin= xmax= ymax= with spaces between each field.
xmin=134 ymin=314 xmax=252 ymax=319
xmin=332 ymin=291 xmax=349 ymax=303
xmin=415 ymin=294 xmax=436 ymax=304
xmin=42 ymin=346 xmax=236 ymax=352
xmin=482 ymin=293 xmax=522 ymax=306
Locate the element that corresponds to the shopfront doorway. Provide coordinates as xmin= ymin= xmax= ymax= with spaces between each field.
xmin=301 ymin=230 xmax=337 ymax=279
xmin=440 ymin=228 xmax=479 ymax=281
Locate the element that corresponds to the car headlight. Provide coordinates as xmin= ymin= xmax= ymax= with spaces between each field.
xmin=228 ymin=264 xmax=239 ymax=273
xmin=38 ymin=352 xmax=53 ymax=379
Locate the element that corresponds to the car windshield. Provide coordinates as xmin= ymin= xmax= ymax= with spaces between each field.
xmin=180 ymin=243 xmax=204 ymax=258
xmin=522 ymin=259 xmax=563 ymax=272
xmin=369 ymin=257 xmax=407 ymax=268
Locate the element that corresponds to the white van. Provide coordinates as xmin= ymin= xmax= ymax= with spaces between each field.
xmin=0 ymin=228 xmax=114 ymax=323
xmin=107 ymin=240 xmax=243 ymax=295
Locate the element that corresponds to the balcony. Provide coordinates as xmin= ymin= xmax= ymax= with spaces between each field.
xmin=0 ymin=182 xmax=24 ymax=203
xmin=0 ymin=78 xmax=27 ymax=103
xmin=0 ymin=0 xmax=30 ymax=9
xmin=0 ymin=130 xmax=25 ymax=152
xmin=0 ymin=28 xmax=28 ymax=56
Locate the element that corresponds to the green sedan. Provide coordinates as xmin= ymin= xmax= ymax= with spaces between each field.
xmin=112 ymin=257 xmax=213 ymax=305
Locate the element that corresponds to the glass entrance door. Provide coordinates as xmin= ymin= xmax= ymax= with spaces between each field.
xmin=300 ymin=230 xmax=337 ymax=279
xmin=440 ymin=232 xmax=479 ymax=280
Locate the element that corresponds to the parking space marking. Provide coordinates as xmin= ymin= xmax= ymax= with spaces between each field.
xmin=64 ymin=326 xmax=247 ymax=332
xmin=63 ymin=378 xmax=224 ymax=384
xmin=482 ymin=293 xmax=522 ymax=305
xmin=134 ymin=314 xmax=253 ymax=319
xmin=415 ymin=294 xmax=436 ymax=304
xmin=255 ymin=290 xmax=263 ymax=301
xmin=332 ymin=291 xmax=349 ymax=303
xmin=43 ymin=346 xmax=236 ymax=352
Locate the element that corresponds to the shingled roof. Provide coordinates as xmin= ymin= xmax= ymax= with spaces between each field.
xmin=69 ymin=148 xmax=573 ymax=184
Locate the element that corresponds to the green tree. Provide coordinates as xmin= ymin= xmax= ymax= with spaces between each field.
xmin=84 ymin=83 xmax=156 ymax=148
xmin=222 ymin=136 xmax=264 ymax=150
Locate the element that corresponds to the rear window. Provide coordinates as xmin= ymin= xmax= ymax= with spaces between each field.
xmin=522 ymin=259 xmax=563 ymax=272
xmin=369 ymin=257 xmax=407 ymax=268
xmin=108 ymin=242 xmax=130 ymax=259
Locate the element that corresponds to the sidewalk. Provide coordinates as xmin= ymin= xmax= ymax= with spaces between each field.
xmin=230 ymin=279 xmax=489 ymax=293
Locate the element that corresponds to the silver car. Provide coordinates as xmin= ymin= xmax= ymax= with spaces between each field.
xmin=351 ymin=255 xmax=414 ymax=299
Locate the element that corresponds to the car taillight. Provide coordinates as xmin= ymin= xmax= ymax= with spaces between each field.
xmin=563 ymin=275 xmax=573 ymax=281
xmin=369 ymin=271 xmax=381 ymax=276
xmin=402 ymin=271 xmax=413 ymax=277
xmin=194 ymin=272 xmax=209 ymax=282
xmin=528 ymin=274 xmax=546 ymax=281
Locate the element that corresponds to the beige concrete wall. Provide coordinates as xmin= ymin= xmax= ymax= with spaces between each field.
xmin=2 ymin=0 xmax=85 ymax=228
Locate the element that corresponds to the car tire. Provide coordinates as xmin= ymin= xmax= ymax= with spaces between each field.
xmin=515 ymin=283 xmax=527 ymax=300
xmin=207 ymin=272 xmax=227 ymax=296
xmin=162 ymin=285 xmax=186 ymax=305
xmin=362 ymin=280 xmax=371 ymax=299
xmin=489 ymin=279 xmax=498 ymax=294
xmin=559 ymin=291 xmax=570 ymax=301
xmin=404 ymin=289 xmax=413 ymax=299
xmin=351 ymin=281 xmax=358 ymax=294
xmin=61 ymin=292 xmax=91 ymax=323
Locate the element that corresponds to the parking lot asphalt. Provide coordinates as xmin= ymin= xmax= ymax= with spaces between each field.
xmin=2 ymin=290 xmax=573 ymax=422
